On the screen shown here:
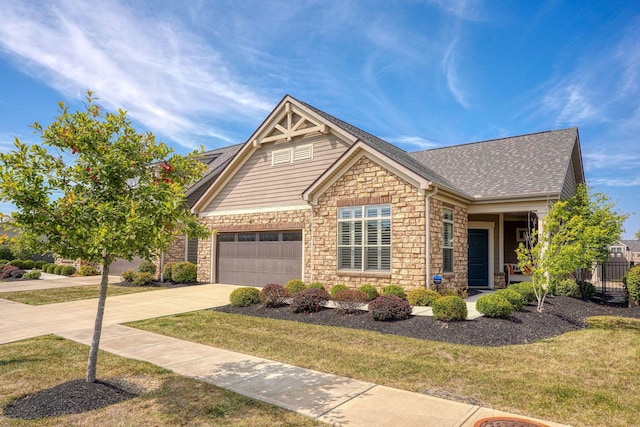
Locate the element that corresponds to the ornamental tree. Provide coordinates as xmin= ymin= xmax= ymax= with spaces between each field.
xmin=518 ymin=183 xmax=627 ymax=311
xmin=0 ymin=91 xmax=209 ymax=382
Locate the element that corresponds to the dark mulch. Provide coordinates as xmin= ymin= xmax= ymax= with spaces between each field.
xmin=214 ymin=296 xmax=640 ymax=347
xmin=3 ymin=379 xmax=140 ymax=420
xmin=115 ymin=280 xmax=203 ymax=289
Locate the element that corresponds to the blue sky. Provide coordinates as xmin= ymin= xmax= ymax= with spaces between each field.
xmin=0 ymin=0 xmax=638 ymax=238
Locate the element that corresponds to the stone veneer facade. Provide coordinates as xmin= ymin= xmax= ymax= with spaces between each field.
xmin=164 ymin=235 xmax=186 ymax=264
xmin=197 ymin=155 xmax=471 ymax=292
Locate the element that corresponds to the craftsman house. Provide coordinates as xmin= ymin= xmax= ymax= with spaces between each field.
xmin=191 ymin=95 xmax=585 ymax=292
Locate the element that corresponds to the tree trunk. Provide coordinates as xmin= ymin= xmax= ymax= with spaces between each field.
xmin=86 ymin=262 xmax=110 ymax=383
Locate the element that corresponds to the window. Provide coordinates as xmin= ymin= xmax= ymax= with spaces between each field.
xmin=218 ymin=233 xmax=236 ymax=242
xmin=259 ymin=232 xmax=279 ymax=242
xmin=338 ymin=204 xmax=391 ymax=272
xmin=237 ymin=233 xmax=256 ymax=242
xmin=283 ymin=231 xmax=303 ymax=241
xmin=443 ymin=208 xmax=454 ymax=273
xmin=272 ymin=143 xmax=313 ymax=165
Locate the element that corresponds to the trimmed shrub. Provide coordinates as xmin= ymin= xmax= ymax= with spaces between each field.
xmin=48 ymin=264 xmax=58 ymax=274
xmin=307 ymin=282 xmax=326 ymax=291
xmin=577 ymin=281 xmax=596 ymax=300
xmin=285 ymin=279 xmax=307 ymax=296
xmin=121 ymin=269 xmax=136 ymax=282
xmin=79 ymin=265 xmax=100 ymax=276
xmin=172 ymin=262 xmax=197 ymax=283
xmin=230 ymin=287 xmax=261 ymax=307
xmin=476 ymin=294 xmax=513 ymax=318
xmin=138 ymin=260 xmax=157 ymax=274
xmin=432 ymin=296 xmax=467 ymax=321
xmin=358 ymin=284 xmax=379 ymax=301
xmin=34 ymin=260 xmax=46 ymax=270
xmin=407 ymin=288 xmax=441 ymax=306
xmin=555 ymin=278 xmax=581 ymax=298
xmin=291 ymin=288 xmax=330 ymax=313
xmin=1 ymin=265 xmax=19 ymax=279
xmin=0 ymin=259 xmax=8 ymax=266
xmin=626 ymin=265 xmax=640 ymax=305
xmin=131 ymin=271 xmax=154 ymax=286
xmin=163 ymin=262 xmax=177 ymax=282
xmin=0 ymin=245 xmax=14 ymax=261
xmin=382 ymin=285 xmax=406 ymax=300
xmin=438 ymin=289 xmax=458 ymax=297
xmin=330 ymin=284 xmax=349 ymax=298
xmin=53 ymin=265 xmax=64 ymax=275
xmin=333 ymin=289 xmax=368 ymax=313
xmin=368 ymin=295 xmax=412 ymax=321
xmin=508 ymin=282 xmax=536 ymax=304
xmin=10 ymin=269 xmax=25 ymax=279
xmin=9 ymin=260 xmax=25 ymax=269
xmin=495 ymin=288 xmax=524 ymax=311
xmin=22 ymin=270 xmax=41 ymax=280
xmin=260 ymin=284 xmax=290 ymax=307
xmin=61 ymin=266 xmax=76 ymax=276
xmin=22 ymin=260 xmax=35 ymax=269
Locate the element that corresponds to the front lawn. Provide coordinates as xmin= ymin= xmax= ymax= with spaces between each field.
xmin=130 ymin=310 xmax=640 ymax=427
xmin=0 ymin=285 xmax=160 ymax=305
xmin=0 ymin=335 xmax=317 ymax=426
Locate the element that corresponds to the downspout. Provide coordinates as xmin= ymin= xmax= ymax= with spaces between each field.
xmin=308 ymin=200 xmax=315 ymax=283
xmin=425 ymin=186 xmax=438 ymax=289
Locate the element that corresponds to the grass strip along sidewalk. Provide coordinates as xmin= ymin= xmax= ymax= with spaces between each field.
xmin=0 ymin=285 xmax=160 ymax=305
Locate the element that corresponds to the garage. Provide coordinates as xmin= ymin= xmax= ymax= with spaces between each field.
xmin=217 ymin=230 xmax=302 ymax=286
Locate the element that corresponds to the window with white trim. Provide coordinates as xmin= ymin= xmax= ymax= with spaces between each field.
xmin=271 ymin=143 xmax=313 ymax=165
xmin=338 ymin=204 xmax=391 ymax=272
xmin=443 ymin=207 xmax=454 ymax=273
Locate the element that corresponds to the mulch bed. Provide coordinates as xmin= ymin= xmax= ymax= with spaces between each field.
xmin=214 ymin=296 xmax=640 ymax=347
xmin=115 ymin=280 xmax=203 ymax=289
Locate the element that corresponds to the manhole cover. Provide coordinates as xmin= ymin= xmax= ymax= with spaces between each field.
xmin=474 ymin=417 xmax=549 ymax=427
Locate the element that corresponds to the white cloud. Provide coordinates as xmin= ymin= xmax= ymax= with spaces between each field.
xmin=589 ymin=176 xmax=640 ymax=188
xmin=385 ymin=135 xmax=440 ymax=151
xmin=583 ymin=151 xmax=640 ymax=171
xmin=0 ymin=0 xmax=272 ymax=149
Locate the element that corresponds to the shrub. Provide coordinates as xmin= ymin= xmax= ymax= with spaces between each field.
xmin=1 ymin=265 xmax=19 ymax=279
xmin=10 ymin=269 xmax=25 ymax=279
xmin=382 ymin=285 xmax=406 ymax=300
xmin=330 ymin=284 xmax=349 ymax=298
xmin=577 ymin=281 xmax=596 ymax=300
xmin=285 ymin=279 xmax=307 ymax=296
xmin=508 ymin=282 xmax=536 ymax=304
xmin=307 ymin=282 xmax=326 ymax=291
xmin=34 ymin=260 xmax=46 ymax=270
xmin=291 ymin=288 xmax=330 ymax=313
xmin=0 ymin=259 xmax=8 ymax=266
xmin=432 ymin=296 xmax=467 ymax=321
xmin=121 ymin=269 xmax=136 ymax=282
xmin=260 ymin=284 xmax=290 ymax=307
xmin=438 ymin=289 xmax=458 ymax=297
xmin=53 ymin=265 xmax=64 ymax=275
xmin=171 ymin=262 xmax=197 ymax=283
xmin=358 ymin=284 xmax=379 ymax=301
xmin=79 ymin=265 xmax=100 ymax=276
xmin=555 ymin=278 xmax=581 ymax=298
xmin=407 ymin=288 xmax=441 ymax=306
xmin=163 ymin=262 xmax=176 ymax=282
xmin=0 ymin=245 xmax=14 ymax=261
xmin=230 ymin=287 xmax=261 ymax=307
xmin=22 ymin=270 xmax=41 ymax=280
xmin=131 ymin=271 xmax=154 ymax=286
xmin=138 ymin=260 xmax=157 ymax=274
xmin=333 ymin=289 xmax=368 ymax=313
xmin=47 ymin=264 xmax=58 ymax=274
xmin=9 ymin=259 xmax=25 ymax=269
xmin=626 ymin=265 xmax=640 ymax=305
xmin=368 ymin=295 xmax=412 ymax=321
xmin=495 ymin=288 xmax=524 ymax=311
xmin=61 ymin=266 xmax=76 ymax=276
xmin=22 ymin=260 xmax=35 ymax=269
xmin=476 ymin=294 xmax=513 ymax=318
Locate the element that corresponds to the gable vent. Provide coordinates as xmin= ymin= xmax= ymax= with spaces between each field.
xmin=293 ymin=143 xmax=313 ymax=161
xmin=272 ymin=148 xmax=292 ymax=165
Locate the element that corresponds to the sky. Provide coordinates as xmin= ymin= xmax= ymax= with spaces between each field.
xmin=0 ymin=0 xmax=638 ymax=238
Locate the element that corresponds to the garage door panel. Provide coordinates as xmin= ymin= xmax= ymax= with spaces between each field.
xmin=217 ymin=231 xmax=302 ymax=286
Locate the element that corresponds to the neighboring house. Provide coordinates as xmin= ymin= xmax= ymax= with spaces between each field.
xmin=609 ymin=240 xmax=640 ymax=264
xmin=191 ymin=95 xmax=585 ymax=292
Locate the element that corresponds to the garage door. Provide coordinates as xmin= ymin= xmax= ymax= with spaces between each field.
xmin=217 ymin=230 xmax=302 ymax=286
xmin=109 ymin=256 xmax=143 ymax=276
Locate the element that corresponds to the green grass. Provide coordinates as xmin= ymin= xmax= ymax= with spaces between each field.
xmin=0 ymin=285 xmax=161 ymax=305
xmin=0 ymin=335 xmax=318 ymax=426
xmin=130 ymin=310 xmax=640 ymax=427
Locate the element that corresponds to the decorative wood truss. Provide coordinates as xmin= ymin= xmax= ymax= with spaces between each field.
xmin=253 ymin=102 xmax=330 ymax=148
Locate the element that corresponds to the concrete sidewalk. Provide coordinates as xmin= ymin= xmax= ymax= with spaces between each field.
xmin=0 ymin=279 xmax=569 ymax=426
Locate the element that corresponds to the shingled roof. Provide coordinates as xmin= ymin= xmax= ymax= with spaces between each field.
xmin=186 ymin=143 xmax=243 ymax=207
xmin=622 ymin=240 xmax=640 ymax=253
xmin=408 ymin=128 xmax=580 ymax=199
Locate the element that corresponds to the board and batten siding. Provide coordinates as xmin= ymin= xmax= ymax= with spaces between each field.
xmin=203 ymin=134 xmax=351 ymax=213
xmin=560 ymin=157 xmax=577 ymax=200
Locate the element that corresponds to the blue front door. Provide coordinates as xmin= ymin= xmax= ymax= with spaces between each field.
xmin=468 ymin=229 xmax=489 ymax=287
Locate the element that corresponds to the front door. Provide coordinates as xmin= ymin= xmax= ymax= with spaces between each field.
xmin=468 ymin=229 xmax=489 ymax=287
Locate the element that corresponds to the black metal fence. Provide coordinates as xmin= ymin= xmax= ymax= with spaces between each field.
xmin=593 ymin=259 xmax=633 ymax=305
